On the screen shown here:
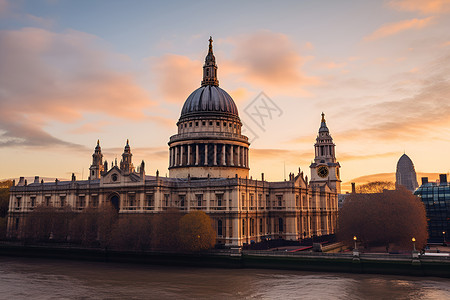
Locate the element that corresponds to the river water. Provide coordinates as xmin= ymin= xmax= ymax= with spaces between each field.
xmin=0 ymin=257 xmax=449 ymax=299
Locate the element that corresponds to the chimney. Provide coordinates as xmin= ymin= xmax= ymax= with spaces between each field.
xmin=351 ymin=183 xmax=356 ymax=194
xmin=439 ymin=174 xmax=447 ymax=185
xmin=421 ymin=177 xmax=428 ymax=185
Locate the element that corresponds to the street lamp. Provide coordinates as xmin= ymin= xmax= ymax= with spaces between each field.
xmin=443 ymin=231 xmax=446 ymax=245
xmin=353 ymin=236 xmax=357 ymax=250
xmin=412 ymin=237 xmax=416 ymax=251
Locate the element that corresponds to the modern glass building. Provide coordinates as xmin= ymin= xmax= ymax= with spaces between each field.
xmin=414 ymin=174 xmax=450 ymax=243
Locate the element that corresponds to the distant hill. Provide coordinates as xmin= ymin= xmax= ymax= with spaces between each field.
xmin=342 ymin=172 xmax=443 ymax=193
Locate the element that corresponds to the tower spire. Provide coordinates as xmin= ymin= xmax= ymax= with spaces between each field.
xmin=201 ymin=36 xmax=219 ymax=87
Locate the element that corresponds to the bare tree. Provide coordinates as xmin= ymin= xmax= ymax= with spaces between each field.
xmin=338 ymin=187 xmax=428 ymax=251
xmin=356 ymin=181 xmax=395 ymax=193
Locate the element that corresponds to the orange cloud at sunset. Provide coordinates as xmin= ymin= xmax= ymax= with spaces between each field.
xmin=364 ymin=17 xmax=435 ymax=41
xmin=225 ymin=31 xmax=319 ymax=91
xmin=151 ymin=54 xmax=201 ymax=104
xmin=388 ymin=0 xmax=450 ymax=14
xmin=0 ymin=27 xmax=153 ymax=148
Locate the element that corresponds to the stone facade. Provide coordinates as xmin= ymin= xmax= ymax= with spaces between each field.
xmin=7 ymin=38 xmax=340 ymax=246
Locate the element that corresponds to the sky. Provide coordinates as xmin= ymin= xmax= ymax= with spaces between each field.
xmin=0 ymin=0 xmax=449 ymax=191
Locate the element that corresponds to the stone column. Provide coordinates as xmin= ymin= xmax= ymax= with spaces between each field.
xmin=175 ymin=146 xmax=179 ymax=166
xmin=195 ymin=144 xmax=199 ymax=165
xmin=237 ymin=146 xmax=241 ymax=166
xmin=169 ymin=148 xmax=172 ymax=167
xmin=204 ymin=144 xmax=208 ymax=166
xmin=222 ymin=144 xmax=226 ymax=165
xmin=230 ymin=145 xmax=234 ymax=166
xmin=187 ymin=144 xmax=191 ymax=165
xmin=180 ymin=145 xmax=184 ymax=166
xmin=213 ymin=144 xmax=217 ymax=165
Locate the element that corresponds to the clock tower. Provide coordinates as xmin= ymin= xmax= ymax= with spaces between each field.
xmin=309 ymin=113 xmax=341 ymax=193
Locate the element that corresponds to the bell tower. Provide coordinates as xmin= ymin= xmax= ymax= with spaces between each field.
xmin=120 ymin=139 xmax=134 ymax=174
xmin=89 ymin=140 xmax=104 ymax=180
xmin=309 ymin=113 xmax=341 ymax=193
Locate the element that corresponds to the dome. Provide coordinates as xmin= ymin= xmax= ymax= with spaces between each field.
xmin=180 ymin=85 xmax=239 ymax=118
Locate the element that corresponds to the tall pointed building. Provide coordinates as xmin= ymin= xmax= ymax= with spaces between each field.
xmin=7 ymin=38 xmax=339 ymax=246
xmin=309 ymin=113 xmax=341 ymax=193
xmin=396 ymin=154 xmax=418 ymax=192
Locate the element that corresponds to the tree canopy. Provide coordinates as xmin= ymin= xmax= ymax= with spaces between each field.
xmin=178 ymin=211 xmax=216 ymax=252
xmin=338 ymin=188 xmax=428 ymax=251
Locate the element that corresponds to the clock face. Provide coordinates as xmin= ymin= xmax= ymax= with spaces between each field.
xmin=317 ymin=165 xmax=329 ymax=178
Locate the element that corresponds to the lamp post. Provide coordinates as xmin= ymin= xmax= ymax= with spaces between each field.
xmin=353 ymin=236 xmax=357 ymax=250
xmin=412 ymin=237 xmax=416 ymax=251
xmin=443 ymin=231 xmax=446 ymax=245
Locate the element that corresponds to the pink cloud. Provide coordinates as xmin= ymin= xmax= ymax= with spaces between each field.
xmin=227 ymin=31 xmax=318 ymax=88
xmin=150 ymin=54 xmax=201 ymax=104
xmin=364 ymin=17 xmax=435 ymax=41
xmin=388 ymin=0 xmax=450 ymax=14
xmin=0 ymin=27 xmax=153 ymax=148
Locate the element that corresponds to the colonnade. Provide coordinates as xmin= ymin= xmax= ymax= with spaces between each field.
xmin=169 ymin=143 xmax=249 ymax=168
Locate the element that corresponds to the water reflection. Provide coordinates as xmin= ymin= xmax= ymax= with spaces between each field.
xmin=0 ymin=257 xmax=449 ymax=299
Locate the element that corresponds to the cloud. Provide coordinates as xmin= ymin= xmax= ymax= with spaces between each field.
xmin=0 ymin=27 xmax=153 ymax=148
xmin=0 ymin=0 xmax=9 ymax=15
xmin=338 ymin=151 xmax=399 ymax=161
xmin=388 ymin=0 xmax=450 ymax=14
xmin=68 ymin=121 xmax=111 ymax=135
xmin=150 ymin=54 xmax=201 ymax=104
xmin=250 ymin=148 xmax=313 ymax=165
xmin=224 ymin=31 xmax=319 ymax=90
xmin=364 ymin=17 xmax=435 ymax=41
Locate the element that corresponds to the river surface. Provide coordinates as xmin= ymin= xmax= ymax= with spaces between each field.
xmin=0 ymin=257 xmax=449 ymax=299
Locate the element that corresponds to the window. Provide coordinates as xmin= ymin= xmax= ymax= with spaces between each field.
xmin=197 ymin=194 xmax=203 ymax=207
xmin=266 ymin=195 xmax=270 ymax=207
xmin=279 ymin=218 xmax=284 ymax=232
xmin=277 ymin=195 xmax=283 ymax=207
xmin=242 ymin=219 xmax=246 ymax=236
xmin=216 ymin=194 xmax=223 ymax=207
xmin=30 ymin=197 xmax=36 ymax=208
xmin=241 ymin=193 xmax=246 ymax=209
xmin=189 ymin=122 xmax=192 ymax=127
xmin=223 ymin=122 xmax=226 ymax=126
xmin=77 ymin=196 xmax=85 ymax=210
xmin=218 ymin=220 xmax=223 ymax=236
xmin=250 ymin=218 xmax=254 ymax=235
xmin=258 ymin=194 xmax=262 ymax=208
xmin=179 ymin=195 xmax=185 ymax=207
xmin=91 ymin=196 xmax=98 ymax=208
xmin=60 ymin=196 xmax=66 ymax=207
xmin=15 ymin=197 xmax=21 ymax=209
xmin=250 ymin=194 xmax=254 ymax=208
xmin=202 ymin=121 xmax=206 ymax=126
xmin=145 ymin=194 xmax=154 ymax=210
xmin=216 ymin=122 xmax=219 ymax=126
xmin=209 ymin=121 xmax=213 ymax=126
xmin=195 ymin=122 xmax=198 ymax=126
xmin=45 ymin=196 xmax=51 ymax=206
xmin=259 ymin=218 xmax=263 ymax=233
xmin=164 ymin=194 xmax=170 ymax=207
xmin=128 ymin=194 xmax=136 ymax=209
